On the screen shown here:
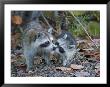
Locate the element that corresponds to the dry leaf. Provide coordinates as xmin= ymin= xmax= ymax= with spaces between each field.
xmin=95 ymin=68 xmax=100 ymax=76
xmin=12 ymin=16 xmax=22 ymax=25
xmin=95 ymin=63 xmax=100 ymax=69
xmin=79 ymin=48 xmax=100 ymax=60
xmin=75 ymin=71 xmax=90 ymax=77
xmin=34 ymin=58 xmax=42 ymax=65
xmin=56 ymin=67 xmax=71 ymax=71
xmin=11 ymin=33 xmax=21 ymax=49
xmin=70 ymin=64 xmax=84 ymax=70
xmin=11 ymin=59 xmax=16 ymax=63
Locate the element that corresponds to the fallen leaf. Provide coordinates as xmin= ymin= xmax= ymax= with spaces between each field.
xmin=17 ymin=63 xmax=27 ymax=72
xmin=80 ymin=49 xmax=100 ymax=60
xmin=88 ymin=58 xmax=97 ymax=63
xmin=95 ymin=63 xmax=100 ymax=69
xmin=56 ymin=67 xmax=71 ymax=71
xmin=11 ymin=33 xmax=21 ymax=49
xmin=95 ymin=68 xmax=100 ymax=74
xmin=70 ymin=64 xmax=84 ymax=70
xmin=11 ymin=54 xmax=16 ymax=59
xmin=12 ymin=16 xmax=22 ymax=25
xmin=34 ymin=58 xmax=41 ymax=65
xmin=75 ymin=71 xmax=90 ymax=77
xmin=11 ymin=59 xmax=16 ymax=63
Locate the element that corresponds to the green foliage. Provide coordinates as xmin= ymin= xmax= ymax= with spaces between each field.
xmin=68 ymin=11 xmax=100 ymax=39
xmin=87 ymin=22 xmax=100 ymax=38
xmin=32 ymin=11 xmax=100 ymax=39
xmin=69 ymin=24 xmax=86 ymax=38
xmin=72 ymin=11 xmax=86 ymax=16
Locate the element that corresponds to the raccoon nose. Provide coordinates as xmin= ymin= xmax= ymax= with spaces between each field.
xmin=53 ymin=47 xmax=56 ymax=50
xmin=55 ymin=42 xmax=59 ymax=46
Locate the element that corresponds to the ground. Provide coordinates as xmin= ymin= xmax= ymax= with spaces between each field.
xmin=11 ymin=39 xmax=100 ymax=77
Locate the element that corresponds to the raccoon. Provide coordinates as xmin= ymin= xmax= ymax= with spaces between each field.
xmin=53 ymin=30 xmax=77 ymax=66
xmin=23 ymin=28 xmax=55 ymax=71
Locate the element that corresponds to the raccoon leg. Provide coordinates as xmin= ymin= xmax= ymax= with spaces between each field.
xmin=25 ymin=53 xmax=34 ymax=71
xmin=43 ymin=51 xmax=50 ymax=65
xmin=62 ymin=54 xmax=68 ymax=66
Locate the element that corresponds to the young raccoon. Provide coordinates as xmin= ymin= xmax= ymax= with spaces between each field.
xmin=23 ymin=28 xmax=55 ymax=71
xmin=53 ymin=30 xmax=77 ymax=66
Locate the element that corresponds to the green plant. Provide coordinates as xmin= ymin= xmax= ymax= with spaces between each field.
xmin=87 ymin=21 xmax=100 ymax=38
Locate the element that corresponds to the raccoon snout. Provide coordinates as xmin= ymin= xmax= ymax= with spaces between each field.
xmin=52 ymin=47 xmax=56 ymax=50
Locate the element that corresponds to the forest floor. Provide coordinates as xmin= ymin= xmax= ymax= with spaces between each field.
xmin=11 ymin=39 xmax=100 ymax=77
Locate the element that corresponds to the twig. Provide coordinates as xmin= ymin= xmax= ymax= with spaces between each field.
xmin=41 ymin=12 xmax=58 ymax=34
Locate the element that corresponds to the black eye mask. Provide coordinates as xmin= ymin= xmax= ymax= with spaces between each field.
xmin=59 ymin=46 xmax=65 ymax=53
xmin=40 ymin=41 xmax=50 ymax=48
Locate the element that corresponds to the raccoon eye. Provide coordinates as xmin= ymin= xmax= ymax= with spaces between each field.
xmin=59 ymin=47 xmax=65 ymax=53
xmin=38 ymin=33 xmax=41 ymax=38
xmin=52 ymin=40 xmax=54 ymax=43
xmin=36 ymin=33 xmax=43 ymax=39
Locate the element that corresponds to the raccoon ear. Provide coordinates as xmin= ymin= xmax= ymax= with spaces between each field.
xmin=63 ymin=34 xmax=67 ymax=39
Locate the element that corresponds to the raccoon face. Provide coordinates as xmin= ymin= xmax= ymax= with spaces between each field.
xmin=33 ymin=32 xmax=55 ymax=51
